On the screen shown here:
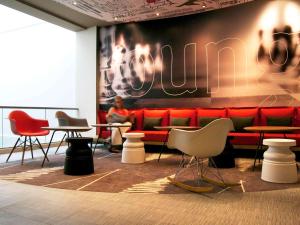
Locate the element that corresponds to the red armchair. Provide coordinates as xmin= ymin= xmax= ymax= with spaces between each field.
xmin=7 ymin=110 xmax=49 ymax=164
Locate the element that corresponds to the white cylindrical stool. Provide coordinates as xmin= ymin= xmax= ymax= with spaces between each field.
xmin=122 ymin=133 xmax=145 ymax=164
xmin=262 ymin=139 xmax=298 ymax=183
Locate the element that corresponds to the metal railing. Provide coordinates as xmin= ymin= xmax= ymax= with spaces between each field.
xmin=0 ymin=106 xmax=79 ymax=149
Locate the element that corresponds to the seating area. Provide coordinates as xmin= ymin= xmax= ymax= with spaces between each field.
xmin=98 ymin=107 xmax=300 ymax=146
xmin=1 ymin=1 xmax=300 ymax=225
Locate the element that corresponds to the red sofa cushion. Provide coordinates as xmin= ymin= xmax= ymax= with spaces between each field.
xmin=100 ymin=130 xmax=111 ymax=139
xmin=169 ymin=109 xmax=197 ymax=126
xmin=98 ymin=111 xmax=107 ymax=123
xmin=197 ymin=108 xmax=226 ymax=125
xmin=293 ymin=107 xmax=300 ymax=127
xmin=229 ymin=132 xmax=259 ymax=145
xmin=197 ymin=108 xmax=226 ymax=117
xmin=129 ymin=109 xmax=144 ymax=130
xmin=97 ymin=111 xmax=108 ymax=132
xmin=227 ymin=108 xmax=259 ymax=125
xmin=127 ymin=130 xmax=168 ymax=142
xmin=143 ymin=109 xmax=169 ymax=127
xmin=229 ymin=131 xmax=298 ymax=145
xmin=260 ymin=107 xmax=295 ymax=125
xmin=285 ymin=134 xmax=300 ymax=145
xmin=260 ymin=133 xmax=300 ymax=145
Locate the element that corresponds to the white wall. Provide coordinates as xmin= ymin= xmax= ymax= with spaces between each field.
xmin=0 ymin=5 xmax=76 ymax=108
xmin=0 ymin=5 xmax=99 ymax=144
xmin=0 ymin=5 xmax=78 ymax=147
xmin=76 ymin=26 xmax=98 ymax=136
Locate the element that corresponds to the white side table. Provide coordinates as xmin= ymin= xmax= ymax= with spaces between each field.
xmin=122 ymin=133 xmax=145 ymax=164
xmin=262 ymin=139 xmax=298 ymax=183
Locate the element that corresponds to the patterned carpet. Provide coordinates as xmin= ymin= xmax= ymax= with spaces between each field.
xmin=0 ymin=151 xmax=299 ymax=194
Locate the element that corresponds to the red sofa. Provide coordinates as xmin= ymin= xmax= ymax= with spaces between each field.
xmin=97 ymin=107 xmax=300 ymax=147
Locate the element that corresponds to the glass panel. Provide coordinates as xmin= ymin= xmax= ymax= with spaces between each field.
xmin=0 ymin=108 xmax=3 ymax=148
xmin=0 ymin=107 xmax=79 ymax=149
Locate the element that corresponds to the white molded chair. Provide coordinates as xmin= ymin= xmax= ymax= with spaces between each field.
xmin=166 ymin=118 xmax=239 ymax=193
xmin=167 ymin=118 xmax=233 ymax=157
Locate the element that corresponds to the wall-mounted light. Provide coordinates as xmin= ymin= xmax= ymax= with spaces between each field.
xmin=156 ymin=12 xmax=160 ymax=16
xmin=72 ymin=1 xmax=77 ymax=5
xmin=114 ymin=17 xmax=118 ymax=20
xmin=202 ymin=3 xmax=206 ymax=8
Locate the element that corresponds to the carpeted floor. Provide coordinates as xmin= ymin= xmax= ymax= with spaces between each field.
xmin=0 ymin=150 xmax=299 ymax=194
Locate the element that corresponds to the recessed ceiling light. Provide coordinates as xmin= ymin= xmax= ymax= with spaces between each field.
xmin=156 ymin=12 xmax=160 ymax=16
xmin=73 ymin=1 xmax=77 ymax=5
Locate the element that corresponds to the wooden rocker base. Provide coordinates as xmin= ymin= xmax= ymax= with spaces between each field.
xmin=167 ymin=177 xmax=214 ymax=193
xmin=201 ymin=176 xmax=241 ymax=188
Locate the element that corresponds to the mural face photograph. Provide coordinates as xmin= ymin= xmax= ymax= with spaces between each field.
xmin=98 ymin=0 xmax=300 ymax=109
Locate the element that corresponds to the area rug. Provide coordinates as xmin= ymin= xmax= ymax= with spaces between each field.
xmin=0 ymin=151 xmax=299 ymax=194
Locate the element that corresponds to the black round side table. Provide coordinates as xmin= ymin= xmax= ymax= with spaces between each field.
xmin=64 ymin=137 xmax=94 ymax=175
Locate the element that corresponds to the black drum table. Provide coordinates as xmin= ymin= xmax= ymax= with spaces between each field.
xmin=64 ymin=137 xmax=94 ymax=175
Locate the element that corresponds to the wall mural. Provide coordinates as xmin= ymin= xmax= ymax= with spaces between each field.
xmin=99 ymin=0 xmax=300 ymax=109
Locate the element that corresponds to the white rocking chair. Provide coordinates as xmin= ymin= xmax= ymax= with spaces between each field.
xmin=166 ymin=118 xmax=240 ymax=193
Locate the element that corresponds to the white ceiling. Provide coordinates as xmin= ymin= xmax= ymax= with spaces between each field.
xmin=0 ymin=4 xmax=43 ymax=33
xmin=0 ymin=0 xmax=254 ymax=31
xmin=52 ymin=0 xmax=253 ymax=23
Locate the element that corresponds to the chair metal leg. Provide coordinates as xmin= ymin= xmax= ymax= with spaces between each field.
xmin=55 ymin=133 xmax=66 ymax=154
xmin=174 ymin=153 xmax=186 ymax=179
xmin=158 ymin=147 xmax=164 ymax=162
xmin=203 ymin=157 xmax=240 ymax=188
xmin=67 ymin=132 xmax=70 ymax=147
xmin=253 ymin=132 xmax=264 ymax=171
xmin=29 ymin=137 xmax=34 ymax=159
xmin=16 ymin=139 xmax=25 ymax=148
xmin=42 ymin=131 xmax=56 ymax=167
xmin=32 ymin=138 xmax=40 ymax=149
xmin=209 ymin=158 xmax=225 ymax=184
xmin=158 ymin=130 xmax=170 ymax=162
xmin=6 ymin=137 xmax=20 ymax=162
xmin=93 ymin=134 xmax=101 ymax=154
xmin=168 ymin=156 xmax=214 ymax=193
xmin=75 ymin=132 xmax=82 ymax=137
xmin=21 ymin=136 xmax=27 ymax=165
xmin=35 ymin=138 xmax=49 ymax=162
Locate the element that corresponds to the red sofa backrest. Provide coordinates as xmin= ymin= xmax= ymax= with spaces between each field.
xmin=260 ymin=107 xmax=295 ymax=125
xmin=227 ymin=107 xmax=259 ymax=125
xmin=196 ymin=108 xmax=226 ymax=125
xmin=169 ymin=109 xmax=197 ymax=126
xmin=143 ymin=109 xmax=169 ymax=127
xmin=129 ymin=109 xmax=144 ymax=130
xmin=196 ymin=108 xmax=226 ymax=117
xmin=294 ymin=107 xmax=300 ymax=127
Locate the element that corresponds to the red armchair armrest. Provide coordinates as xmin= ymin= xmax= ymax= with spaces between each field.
xmin=33 ymin=118 xmax=49 ymax=128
